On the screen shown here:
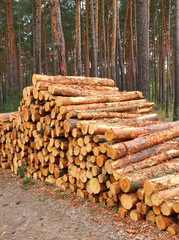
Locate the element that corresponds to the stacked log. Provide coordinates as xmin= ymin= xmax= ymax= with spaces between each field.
xmin=17 ymin=85 xmax=69 ymax=186
xmin=104 ymin=122 xmax=179 ymax=234
xmin=0 ymin=74 xmax=178 ymax=235
xmin=0 ymin=111 xmax=27 ymax=173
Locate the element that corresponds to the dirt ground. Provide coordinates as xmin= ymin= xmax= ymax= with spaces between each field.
xmin=0 ymin=168 xmax=178 ymax=240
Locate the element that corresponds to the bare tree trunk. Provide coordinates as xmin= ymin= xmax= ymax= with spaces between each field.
xmin=32 ymin=0 xmax=36 ymax=74
xmin=95 ymin=0 xmax=98 ymax=65
xmin=50 ymin=0 xmax=67 ymax=75
xmin=75 ymin=0 xmax=82 ymax=75
xmin=106 ymin=0 xmax=110 ymax=78
xmin=43 ymin=0 xmax=48 ymax=75
xmin=134 ymin=0 xmax=138 ymax=89
xmin=136 ymin=0 xmax=150 ymax=99
xmin=129 ymin=0 xmax=135 ymax=90
xmin=99 ymin=1 xmax=103 ymax=77
xmin=86 ymin=0 xmax=89 ymax=76
xmin=102 ymin=0 xmax=107 ymax=78
xmin=18 ymin=0 xmax=22 ymax=90
xmin=173 ymin=0 xmax=179 ymax=120
xmin=111 ymin=0 xmax=117 ymax=84
xmin=6 ymin=0 xmax=19 ymax=92
xmin=166 ymin=0 xmax=171 ymax=117
xmin=116 ymin=0 xmax=125 ymax=90
xmin=35 ymin=0 xmax=42 ymax=74
xmin=90 ymin=0 xmax=97 ymax=77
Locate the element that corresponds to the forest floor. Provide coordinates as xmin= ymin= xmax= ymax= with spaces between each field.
xmin=0 ymin=168 xmax=178 ymax=240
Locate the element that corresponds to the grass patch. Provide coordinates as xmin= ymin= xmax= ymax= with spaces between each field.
xmin=98 ymin=203 xmax=104 ymax=207
xmin=59 ymin=193 xmax=68 ymax=199
xmin=21 ymin=177 xmax=36 ymax=190
xmin=41 ymin=198 xmax=46 ymax=203
xmin=90 ymin=210 xmax=96 ymax=215
xmin=111 ymin=204 xmax=118 ymax=211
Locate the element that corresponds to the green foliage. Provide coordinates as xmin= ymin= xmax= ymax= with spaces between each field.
xmin=17 ymin=159 xmax=27 ymax=178
xmin=59 ymin=193 xmax=68 ymax=199
xmin=90 ymin=210 xmax=96 ymax=215
xmin=22 ymin=177 xmax=36 ymax=190
xmin=98 ymin=203 xmax=104 ymax=207
xmin=39 ymin=124 xmax=44 ymax=137
xmin=1 ymin=85 xmax=21 ymax=113
xmin=40 ymin=198 xmax=46 ymax=203
xmin=111 ymin=204 xmax=118 ymax=212
xmin=17 ymin=166 xmax=25 ymax=178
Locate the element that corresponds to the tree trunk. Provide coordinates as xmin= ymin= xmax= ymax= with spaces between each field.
xmin=50 ymin=0 xmax=67 ymax=76
xmin=90 ymin=0 xmax=97 ymax=77
xmin=106 ymin=0 xmax=110 ymax=78
xmin=116 ymin=0 xmax=125 ymax=90
xmin=86 ymin=0 xmax=89 ymax=76
xmin=6 ymin=0 xmax=19 ymax=90
xmin=18 ymin=0 xmax=22 ymax=90
xmin=102 ymin=0 xmax=107 ymax=78
xmin=136 ymin=0 xmax=149 ymax=99
xmin=129 ymin=0 xmax=135 ymax=90
xmin=35 ymin=0 xmax=42 ymax=74
xmin=75 ymin=0 xmax=82 ymax=75
xmin=43 ymin=0 xmax=48 ymax=75
xmin=111 ymin=0 xmax=116 ymax=83
xmin=173 ymin=0 xmax=179 ymax=120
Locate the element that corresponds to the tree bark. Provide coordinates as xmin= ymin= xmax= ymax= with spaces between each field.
xmin=35 ymin=0 xmax=42 ymax=74
xmin=50 ymin=0 xmax=67 ymax=75
xmin=90 ymin=0 xmax=97 ymax=77
xmin=86 ymin=0 xmax=89 ymax=76
xmin=136 ymin=0 xmax=149 ymax=99
xmin=43 ymin=0 xmax=48 ymax=75
xmin=111 ymin=0 xmax=116 ymax=83
xmin=173 ymin=0 xmax=179 ymax=120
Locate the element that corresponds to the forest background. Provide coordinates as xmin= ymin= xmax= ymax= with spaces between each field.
xmin=0 ymin=0 xmax=178 ymax=120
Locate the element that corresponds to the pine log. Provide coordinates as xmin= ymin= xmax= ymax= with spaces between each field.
xmin=60 ymin=99 xmax=148 ymax=114
xmin=136 ymin=202 xmax=149 ymax=215
xmin=105 ymin=121 xmax=179 ymax=142
xmin=137 ymin=188 xmax=145 ymax=201
xmin=115 ymin=159 xmax=179 ymax=190
xmin=161 ymin=201 xmax=175 ymax=216
xmin=130 ymin=209 xmax=144 ymax=221
xmin=156 ymin=215 xmax=176 ymax=230
xmin=151 ymin=186 xmax=179 ymax=206
xmin=107 ymin=138 xmax=179 ymax=173
xmin=50 ymin=84 xmax=119 ymax=95
xmin=115 ymin=149 xmax=179 ymax=177
xmin=77 ymin=112 xmax=147 ymax=120
xmin=146 ymin=210 xmax=156 ymax=223
xmin=167 ymin=223 xmax=179 ymax=235
xmin=89 ymin=178 xmax=107 ymax=194
xmin=173 ymin=201 xmax=179 ymax=213
xmin=55 ymin=91 xmax=143 ymax=106
xmin=119 ymin=176 xmax=144 ymax=193
xmin=107 ymin=126 xmax=179 ymax=160
xmin=118 ymin=207 xmax=129 ymax=218
xmin=32 ymin=74 xmax=115 ymax=87
xmin=144 ymin=172 xmax=179 ymax=195
xmin=49 ymin=86 xmax=118 ymax=97
xmin=120 ymin=193 xmax=138 ymax=210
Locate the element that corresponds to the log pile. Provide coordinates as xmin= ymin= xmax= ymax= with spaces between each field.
xmin=0 ymin=111 xmax=26 ymax=172
xmin=0 ymin=74 xmax=178 ymax=234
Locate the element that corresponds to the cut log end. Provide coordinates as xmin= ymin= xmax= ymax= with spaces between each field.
xmin=144 ymin=180 xmax=153 ymax=195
